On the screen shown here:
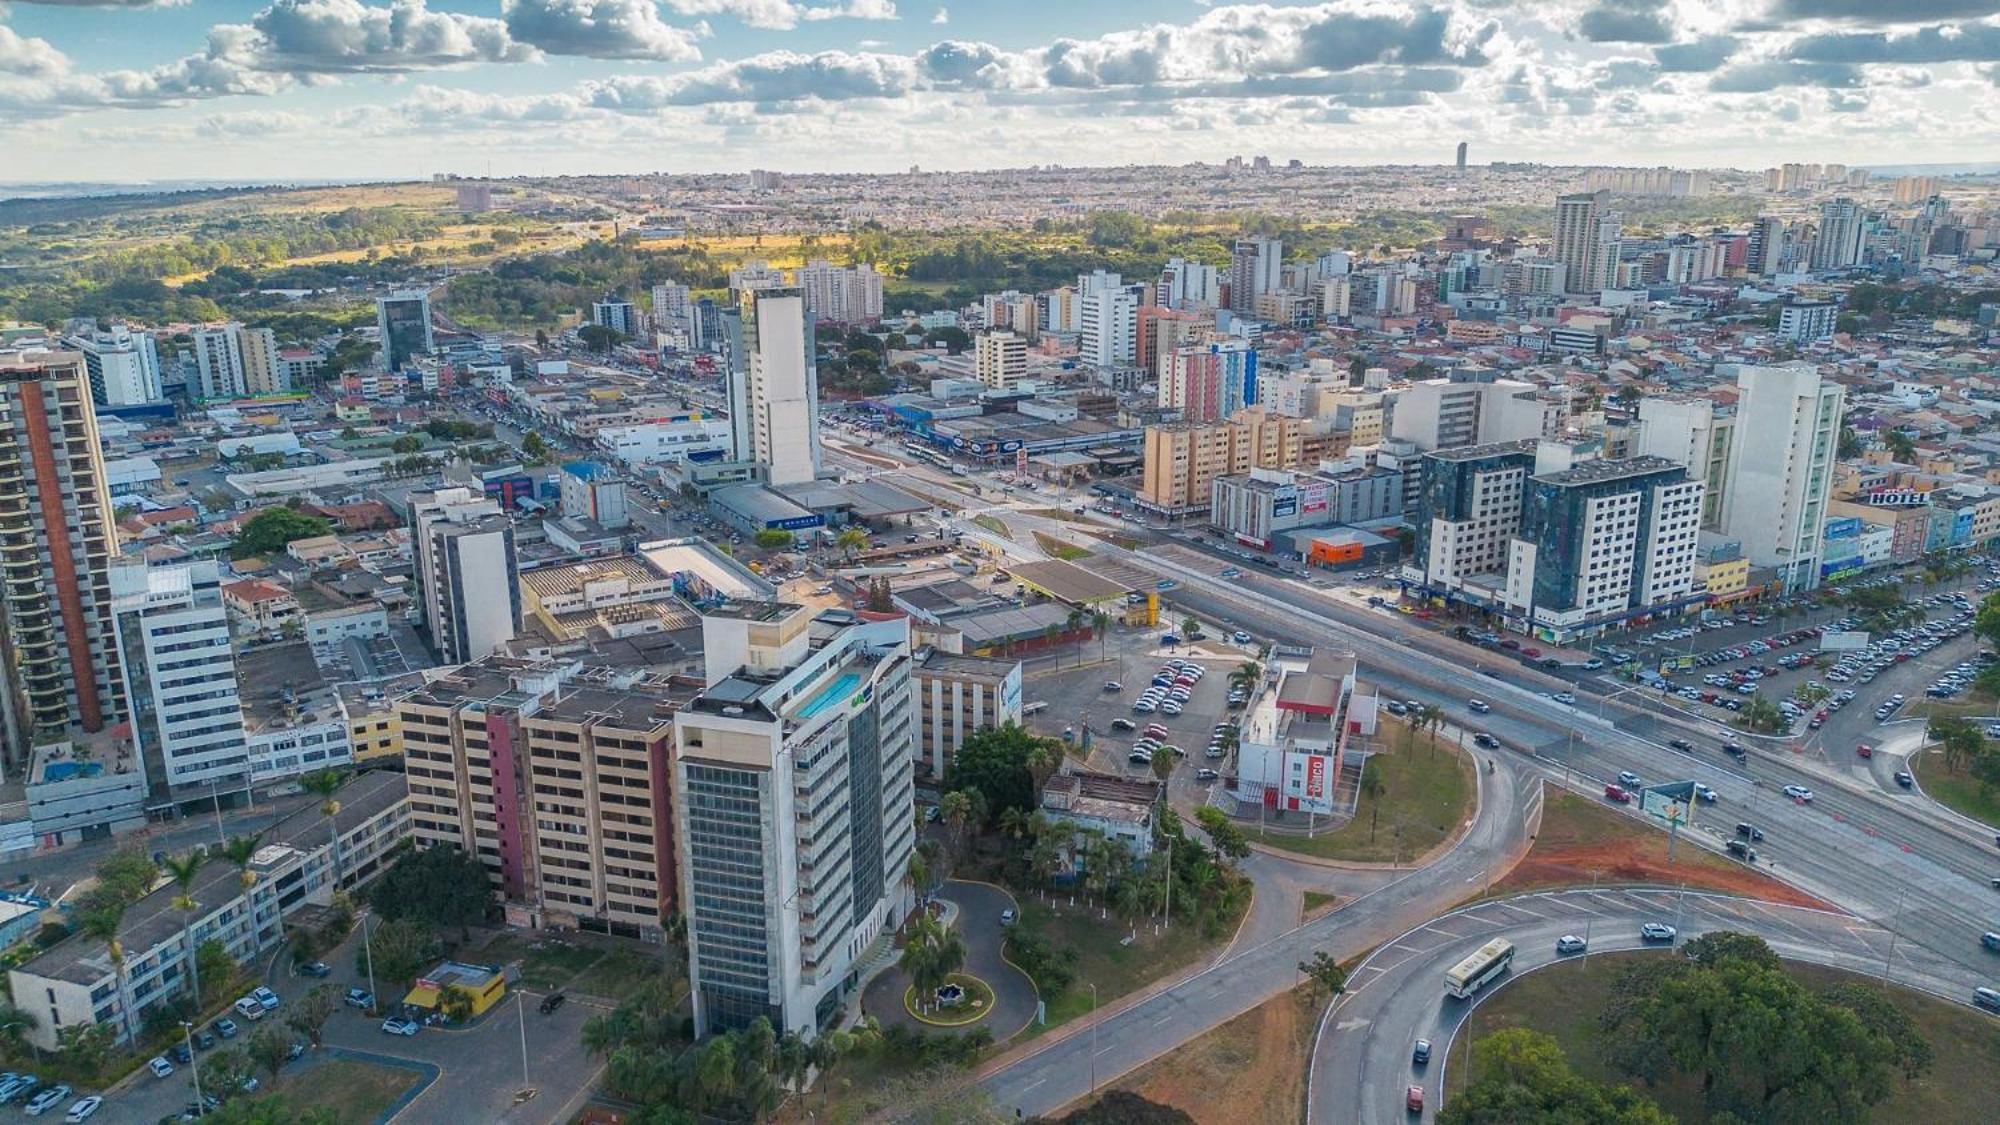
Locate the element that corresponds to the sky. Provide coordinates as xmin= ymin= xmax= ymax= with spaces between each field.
xmin=1 ymin=1 xmax=1997 ymax=183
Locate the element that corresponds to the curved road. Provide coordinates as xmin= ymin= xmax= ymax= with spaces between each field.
xmin=1310 ymin=886 xmax=1996 ymax=1124
xmin=864 ymin=880 xmax=1038 ymax=1042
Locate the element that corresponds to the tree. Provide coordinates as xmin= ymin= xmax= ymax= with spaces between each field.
xmin=162 ymin=850 xmax=209 ymax=1003
xmin=752 ymin=528 xmax=794 ymax=551
xmin=944 ymin=722 xmax=1047 ymax=817
xmin=229 ymin=507 xmax=333 ymax=559
xmin=285 ymin=984 xmax=335 ymax=1048
xmin=359 ymin=917 xmax=433 ymax=992
xmin=369 ymin=844 xmax=494 ymax=939
xmin=1228 ymin=661 xmax=1262 ymax=696
xmin=940 ymin=789 xmax=976 ymax=860
xmin=835 ymin=527 xmax=869 ymax=559
xmin=0 ymin=1003 xmax=36 ymax=1058
xmin=247 ymin=1026 xmax=291 ymax=1086
xmin=301 ymin=769 xmax=346 ymax=888
xmin=220 ymin=833 xmax=263 ymax=893
xmin=898 ymin=912 xmax=967 ymax=1012
xmin=438 ymin=984 xmax=476 ymax=1024
xmin=578 ymin=323 xmax=624 ymax=352
xmin=76 ymin=903 xmax=136 ymax=1044
xmin=1360 ymin=760 xmax=1387 ymax=842
xmin=522 ymin=430 xmax=551 ymax=462
xmin=203 ymin=1046 xmax=255 ymax=1104
xmin=95 ymin=849 xmax=159 ymax=906
xmin=196 ymin=939 xmax=237 ymax=1007
xmin=1298 ymin=950 xmax=1348 ymax=1003
xmin=1884 ymin=429 xmax=1917 ymax=462
xmin=1149 ymin=747 xmax=1174 ymax=783
xmin=1976 ymin=591 xmax=2000 ymax=650
xmin=1441 ymin=1028 xmax=1671 ymax=1125
xmin=1193 ymin=806 xmax=1250 ymax=865
xmin=54 ymin=1023 xmax=115 ymax=1078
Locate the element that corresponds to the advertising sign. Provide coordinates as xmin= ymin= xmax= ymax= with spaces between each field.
xmin=1305 ymin=753 xmax=1327 ymax=801
xmin=1301 ymin=483 xmax=1330 ymax=516
xmin=1271 ymin=485 xmax=1298 ymax=520
xmin=1819 ymin=629 xmax=1871 ymax=652
xmin=1867 ymin=488 xmax=1931 ymax=507
xmin=1639 ymin=781 xmax=1694 ymax=828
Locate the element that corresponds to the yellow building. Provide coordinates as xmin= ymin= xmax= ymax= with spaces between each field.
xmin=1697 ymin=555 xmax=1750 ymax=602
xmin=402 ymin=961 xmax=507 ymax=1018
xmin=1138 ymin=407 xmax=1315 ymax=514
xmin=337 ymin=674 xmax=423 ymax=767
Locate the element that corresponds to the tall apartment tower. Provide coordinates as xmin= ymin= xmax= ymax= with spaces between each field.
xmin=1810 ymin=198 xmax=1867 ymax=271
xmin=1745 ymin=216 xmax=1787 ymax=278
xmin=651 ymin=282 xmax=692 ymax=332
xmin=1228 ymin=238 xmax=1282 ymax=314
xmin=1455 ymin=141 xmax=1468 ymax=170
xmin=1553 ymin=191 xmax=1620 ymax=295
xmin=411 ymin=487 xmax=521 ymax=665
xmin=377 ymin=291 xmax=435 ymax=371
xmin=110 ymin=559 xmax=247 ymax=796
xmin=1157 ymin=259 xmax=1220 ymax=310
xmin=1720 ymin=364 xmax=1844 ymax=592
xmin=0 ymin=349 xmax=127 ymax=759
xmin=69 ymin=325 xmax=162 ymax=407
xmin=1080 ymin=285 xmax=1140 ymax=368
xmin=672 ymin=603 xmax=917 ymax=1038
xmin=724 ymin=287 xmax=820 ymax=486
xmin=1161 ymin=341 xmax=1258 ymax=423
xmin=973 ymin=330 xmax=1028 ymax=391
xmin=1634 ymin=395 xmax=1735 ymax=526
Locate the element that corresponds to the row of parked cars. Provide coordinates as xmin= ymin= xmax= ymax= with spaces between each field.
xmin=0 ymin=1076 xmax=97 ymax=1121
xmin=1128 ymin=660 xmax=1206 ymax=717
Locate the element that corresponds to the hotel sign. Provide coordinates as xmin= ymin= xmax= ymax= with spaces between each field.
xmin=1866 ymin=488 xmax=1930 ymax=508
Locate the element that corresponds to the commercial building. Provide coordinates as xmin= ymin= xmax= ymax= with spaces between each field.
xmin=109 ymin=560 xmax=247 ymax=797
xmin=400 ymin=657 xmax=688 ymax=941
xmin=1208 ymin=463 xmax=1403 ymax=549
xmin=1080 ymin=284 xmax=1140 ymax=369
xmin=1719 ymin=364 xmax=1844 ymax=592
xmin=911 ymin=649 xmax=1022 ymax=782
xmin=973 ymin=330 xmax=1028 ymax=391
xmin=376 ymin=291 xmax=435 ymax=371
xmin=1157 ymin=258 xmax=1220 ymax=309
xmin=68 ymin=325 xmax=161 ymax=407
xmin=0 ymin=348 xmax=127 ymax=758
xmin=1228 ymin=238 xmax=1282 ymax=314
xmin=1407 ymin=439 xmax=1538 ymax=597
xmin=559 ymin=461 xmax=630 ymax=530
xmin=1553 ymin=190 xmax=1619 ymax=295
xmin=1160 ymin=341 xmax=1258 ymax=423
xmin=1634 ymin=396 xmax=1734 ymax=526
xmin=6 ymin=770 xmax=410 ymax=1049
xmin=1139 ymin=408 xmax=1317 ymax=515
xmin=1389 ymin=373 xmax=1551 ymax=452
xmin=1231 ymin=650 xmax=1380 ymax=818
xmin=592 ymin=298 xmax=639 ymax=338
xmin=1777 ymin=301 xmax=1838 ymax=343
xmin=726 ymin=287 xmax=821 ymax=486
xmin=1039 ymin=769 xmax=1160 ymax=857
xmin=411 ymin=487 xmax=521 ymax=664
xmin=672 ymin=603 xmax=916 ymax=1038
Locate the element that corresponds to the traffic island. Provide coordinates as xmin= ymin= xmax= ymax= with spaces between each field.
xmin=903 ymin=973 xmax=996 ymax=1027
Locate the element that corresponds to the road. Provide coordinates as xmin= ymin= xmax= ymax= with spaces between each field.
xmin=1309 ymin=887 xmax=1991 ymax=1124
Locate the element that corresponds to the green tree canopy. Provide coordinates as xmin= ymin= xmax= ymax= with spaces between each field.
xmin=1441 ymin=1027 xmax=1671 ymax=1125
xmin=368 ymin=845 xmax=493 ymax=938
xmin=944 ymin=722 xmax=1051 ymax=816
xmin=230 ymin=506 xmax=333 ymax=559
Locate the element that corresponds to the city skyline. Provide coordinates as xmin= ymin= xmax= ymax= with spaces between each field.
xmin=2 ymin=1 xmax=1998 ymax=182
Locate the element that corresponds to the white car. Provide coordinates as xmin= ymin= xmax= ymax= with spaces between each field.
xmin=63 ymin=1097 xmax=102 ymax=1124
xmin=24 ymin=1085 xmax=71 ymax=1117
xmin=252 ymin=986 xmax=280 ymax=1010
xmin=148 ymin=1056 xmax=175 ymax=1078
xmin=1467 ymin=699 xmax=1491 ymax=714
xmin=1693 ymin=783 xmax=1719 ymax=803
xmin=1555 ymin=934 xmax=1588 ymax=955
xmin=1782 ymin=784 xmax=1815 ymax=803
xmin=1640 ymin=922 xmax=1677 ymax=942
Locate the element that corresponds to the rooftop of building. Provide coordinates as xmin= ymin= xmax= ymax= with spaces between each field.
xmin=1536 ymin=453 xmax=1686 ymax=486
xmin=238 ymin=641 xmax=341 ymax=733
xmin=17 ymin=770 xmax=408 ymax=987
xmin=705 ymin=599 xmax=803 ymax=623
xmin=912 ymin=649 xmax=1019 ymax=681
xmin=1426 ymin=438 xmax=1540 ymax=462
xmin=520 ymin=554 xmax=666 ymax=601
xmin=1041 ymin=768 xmax=1160 ymax=826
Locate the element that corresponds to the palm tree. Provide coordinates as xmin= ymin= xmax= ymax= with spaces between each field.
xmin=997 ymin=806 xmax=1031 ymax=844
xmin=1149 ymin=748 xmax=1174 ymax=783
xmin=1360 ymin=760 xmax=1387 ymax=842
xmin=221 ymin=833 xmax=263 ymax=889
xmin=161 ymin=850 xmax=209 ymax=1004
xmin=835 ymin=527 xmax=868 ymax=560
xmin=0 ymin=1003 xmax=37 ymax=1061
xmin=775 ymin=1030 xmax=813 ymax=1095
xmin=1229 ymin=661 xmax=1262 ymax=695
xmin=77 ymin=904 xmax=135 ymax=1045
xmin=1415 ymin=703 xmax=1445 ymax=756
xmin=300 ymin=769 xmax=346 ymax=891
xmin=1025 ymin=743 xmax=1060 ymax=795
xmin=906 ymin=848 xmax=931 ymax=902
xmin=939 ymin=790 xmax=974 ymax=861
xmin=1028 ymin=832 xmax=1063 ymax=892
xmin=1092 ymin=610 xmax=1109 ymax=663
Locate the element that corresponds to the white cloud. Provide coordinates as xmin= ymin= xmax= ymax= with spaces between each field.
xmin=931 ymin=6 xmax=947 ymax=25
xmin=803 ymin=0 xmax=896 ymax=20
xmin=0 ymin=23 xmax=67 ymax=77
xmin=246 ymin=0 xmax=535 ymax=74
xmin=662 ymin=0 xmax=810 ymax=31
xmin=502 ymin=0 xmax=704 ymax=62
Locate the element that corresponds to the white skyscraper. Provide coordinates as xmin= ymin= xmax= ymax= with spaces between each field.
xmin=1553 ymin=190 xmax=1620 ymax=295
xmin=1228 ymin=238 xmax=1282 ymax=314
xmin=727 ymin=287 xmax=821 ymax=485
xmin=1720 ymin=364 xmax=1844 ymax=591
xmin=189 ymin=324 xmax=284 ymax=400
xmin=1158 ymin=258 xmax=1220 ymax=309
xmin=673 ymin=603 xmax=917 ymax=1039
xmin=411 ymin=487 xmax=521 ymax=663
xmin=1080 ymin=285 xmax=1139 ymax=369
xmin=652 ymin=282 xmax=692 ymax=330
xmin=70 ymin=324 xmax=162 ymax=406
xmin=111 ymin=559 xmax=247 ymax=792
xmin=1810 ymin=198 xmax=1867 ymax=271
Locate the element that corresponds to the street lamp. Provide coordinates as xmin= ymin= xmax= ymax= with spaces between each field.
xmin=181 ymin=1021 xmax=205 ymax=1117
xmin=1087 ymin=981 xmax=1099 ymax=1095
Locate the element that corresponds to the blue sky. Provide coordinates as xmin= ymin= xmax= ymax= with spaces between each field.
xmin=1 ymin=2 xmax=1996 ymax=182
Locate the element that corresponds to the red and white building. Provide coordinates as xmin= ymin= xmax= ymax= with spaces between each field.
xmin=1228 ymin=650 xmax=1380 ymax=816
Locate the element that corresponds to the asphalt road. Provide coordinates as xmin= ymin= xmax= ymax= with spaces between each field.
xmin=1310 ymin=886 xmax=1995 ymax=1124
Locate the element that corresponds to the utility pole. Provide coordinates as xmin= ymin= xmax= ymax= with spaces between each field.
xmin=1087 ymin=981 xmax=1099 ymax=1095
xmin=182 ymin=1022 xmax=205 ymax=1116
xmin=516 ymin=990 xmax=531 ymax=1091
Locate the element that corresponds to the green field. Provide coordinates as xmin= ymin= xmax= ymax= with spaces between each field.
xmin=1009 ymin=890 xmax=1249 ymax=1039
xmin=1914 ymin=748 xmax=2000 ymax=829
xmin=272 ymin=1057 xmax=417 ymax=1125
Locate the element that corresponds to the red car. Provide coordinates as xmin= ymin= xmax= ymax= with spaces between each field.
xmin=1856 ymin=743 xmax=1874 ymax=759
xmin=1406 ymin=1085 xmax=1425 ymax=1113
xmin=1605 ymin=783 xmax=1633 ymax=804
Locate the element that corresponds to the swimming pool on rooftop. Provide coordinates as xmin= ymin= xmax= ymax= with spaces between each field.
xmin=796 ymin=672 xmax=862 ymax=720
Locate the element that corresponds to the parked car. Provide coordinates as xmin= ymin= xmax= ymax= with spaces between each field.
xmin=23 ymin=1085 xmax=71 ymax=1117
xmin=344 ymin=987 xmax=374 ymax=1009
xmin=540 ymin=992 xmax=568 ymax=1014
xmin=380 ymin=1017 xmax=420 ymax=1037
xmin=61 ymin=1096 xmax=101 ymax=1124
xmin=1640 ymin=922 xmax=1677 ymax=942
xmin=214 ymin=1018 xmax=238 ymax=1039
xmin=298 ymin=961 xmax=331 ymax=978
xmin=149 ymin=1056 xmax=175 ymax=1078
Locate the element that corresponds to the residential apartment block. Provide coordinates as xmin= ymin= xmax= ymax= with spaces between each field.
xmin=911 ymin=649 xmax=1022 ymax=781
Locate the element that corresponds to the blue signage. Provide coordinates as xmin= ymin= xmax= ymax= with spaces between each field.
xmin=769 ymin=514 xmax=826 ymax=531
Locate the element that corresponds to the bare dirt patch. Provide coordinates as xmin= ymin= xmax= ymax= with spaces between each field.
xmin=1108 ymin=986 xmax=1316 ymax=1124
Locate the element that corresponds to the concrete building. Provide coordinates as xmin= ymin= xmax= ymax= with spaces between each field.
xmin=1080 ymin=285 xmax=1140 ymax=369
xmin=1228 ymin=237 xmax=1282 ymax=314
xmin=1139 ymin=408 xmax=1316 ymax=515
xmin=6 ymin=771 xmax=409 ymax=1049
xmin=411 ymin=487 xmax=521 ymax=664
xmin=69 ymin=324 xmax=161 ymax=407
xmin=1406 ymin=440 xmax=1537 ymax=598
xmin=1553 ymin=190 xmax=1619 ymax=295
xmin=726 ymin=287 xmax=821 ymax=486
xmin=973 ymin=330 xmax=1028 ymax=391
xmin=400 ymin=657 xmax=687 ymax=941
xmin=1634 ymin=396 xmax=1735 ymax=526
xmin=109 ymin=560 xmax=247 ymax=797
xmin=793 ymin=260 xmax=883 ymax=324
xmin=1160 ymin=341 xmax=1258 ymax=423
xmin=1157 ymin=258 xmax=1220 ymax=310
xmin=592 ymin=298 xmax=639 ymax=338
xmin=911 ymin=650 xmax=1022 ymax=782
xmin=1720 ymin=364 xmax=1844 ymax=592
xmin=190 ymin=324 xmax=280 ymax=399
xmin=1209 ymin=463 xmax=1403 ymax=549
xmin=671 ymin=603 xmax=916 ymax=1038
xmin=1811 ymin=198 xmax=1867 ymax=271
xmin=1778 ymin=300 xmax=1838 ymax=343
xmin=376 ymin=291 xmax=435 ymax=371
xmin=1390 ymin=374 xmax=1551 ymax=452
xmin=0 ymin=348 xmax=127 ymax=758
xmin=559 ymin=461 xmax=630 ymax=530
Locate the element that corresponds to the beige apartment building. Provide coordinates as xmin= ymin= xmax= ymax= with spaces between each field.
xmin=399 ymin=656 xmax=693 ymax=941
xmin=1139 ymin=407 xmax=1318 ymax=515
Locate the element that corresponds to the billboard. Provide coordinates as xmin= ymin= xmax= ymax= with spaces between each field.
xmin=1823 ymin=516 xmax=1862 ymax=541
xmin=1819 ymin=629 xmax=1871 ymax=652
xmin=1286 ymin=749 xmax=1336 ymax=814
xmin=1300 ymin=483 xmax=1330 ymax=516
xmin=1639 ymin=781 xmax=1694 ymax=828
xmin=1271 ymin=485 xmax=1298 ymax=520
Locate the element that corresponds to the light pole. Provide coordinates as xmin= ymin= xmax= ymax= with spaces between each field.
xmin=1087 ymin=981 xmax=1099 ymax=1095
xmin=182 ymin=1021 xmax=205 ymax=1116
xmin=361 ymin=912 xmax=380 ymax=1014
xmin=515 ymin=990 xmax=531 ymax=1092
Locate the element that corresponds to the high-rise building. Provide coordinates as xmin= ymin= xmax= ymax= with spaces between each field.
xmin=1720 ymin=364 xmax=1844 ymax=591
xmin=1777 ymin=300 xmax=1839 ymax=343
xmin=1634 ymin=396 xmax=1735 ymax=527
xmin=1810 ymin=198 xmax=1867 ymax=271
xmin=672 ymin=603 xmax=917 ymax=1038
xmin=1157 ymin=258 xmax=1220 ymax=310
xmin=411 ymin=487 xmax=521 ymax=664
xmin=191 ymin=325 xmax=245 ymax=400
xmin=911 ymin=650 xmax=1021 ymax=782
xmin=110 ymin=559 xmax=247 ymax=795
xmin=973 ymin=330 xmax=1028 ymax=391
xmin=591 ymin=298 xmax=638 ymax=338
xmin=792 ymin=260 xmax=883 ymax=325
xmin=1892 ymin=176 xmax=1940 ymax=204
xmin=1553 ymin=190 xmax=1620 ymax=295
xmin=68 ymin=325 xmax=161 ymax=407
xmin=1080 ymin=285 xmax=1140 ymax=369
xmin=651 ymin=282 xmax=692 ymax=333
xmin=1745 ymin=216 xmax=1788 ymax=278
xmin=1455 ymin=141 xmax=1467 ymax=170
xmin=0 ymin=349 xmax=127 ymax=759
xmin=1139 ymin=408 xmax=1315 ymax=514
xmin=376 ymin=291 xmax=435 ymax=371
xmin=1160 ymin=340 xmax=1258 ymax=423
xmin=1408 ymin=440 xmax=1538 ymax=596
xmin=1228 ymin=238 xmax=1282 ymax=314
xmin=399 ymin=656 xmax=685 ymax=941
xmin=558 ymin=462 xmax=631 ymax=530
xmin=1390 ymin=374 xmax=1552 ymax=452
xmin=728 ymin=260 xmax=787 ymax=292
xmin=724 ymin=287 xmax=820 ymax=486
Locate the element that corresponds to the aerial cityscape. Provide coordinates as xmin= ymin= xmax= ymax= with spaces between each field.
xmin=3 ymin=3 xmax=2000 ymax=1125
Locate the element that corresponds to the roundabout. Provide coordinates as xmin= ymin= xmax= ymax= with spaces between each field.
xmin=904 ymin=972 xmax=996 ymax=1027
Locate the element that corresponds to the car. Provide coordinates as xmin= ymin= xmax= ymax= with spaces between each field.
xmin=1109 ymin=718 xmax=1137 ymax=734
xmin=298 ymin=961 xmax=331 ymax=978
xmin=1384 ymin=700 xmax=1408 ymax=716
xmin=286 ymin=1042 xmax=305 ymax=1061
xmin=1782 ymin=784 xmax=1815 ymax=803
xmin=1735 ymin=822 xmax=1765 ymax=842
xmin=1640 ymin=922 xmax=1678 ymax=942
xmin=194 ymin=1030 xmax=215 ymax=1050
xmin=1983 ymin=932 xmax=2000 ymax=953
xmin=1000 ymin=909 xmax=1016 ymax=926
xmin=1604 ymin=783 xmax=1632 ymax=804
xmin=1617 ymin=770 xmax=1641 ymax=788
xmin=1412 ymin=1039 xmax=1431 ymax=1065
xmin=24 ymin=1086 xmax=70 ymax=1117
xmin=1195 ymin=767 xmax=1219 ymax=781
xmin=380 ymin=1017 xmax=420 ymax=1036
xmin=1668 ymin=738 xmax=1693 ymax=752
xmin=234 ymin=996 xmax=265 ymax=1020
xmin=1406 ymin=1085 xmax=1425 ymax=1113
xmin=1556 ymin=934 xmax=1588 ymax=955
xmin=539 ymin=992 xmax=567 ymax=1015
xmin=1856 ymin=743 xmax=1874 ymax=759
xmin=1896 ymin=770 xmax=1915 ymax=788
xmin=1472 ymin=732 xmax=1498 ymax=749
xmin=1467 ymin=699 xmax=1491 ymax=713
xmin=149 ymin=1056 xmax=175 ymax=1078
xmin=1726 ymin=840 xmax=1758 ymax=862
xmin=214 ymin=1018 xmax=238 ymax=1038
xmin=1552 ymin=691 xmax=1576 ymax=706
xmin=1102 ymin=681 xmax=1123 ymax=693
xmin=1975 ymin=987 xmax=2000 ymax=1014
xmin=62 ymin=1097 xmax=101 ymax=1124
xmin=170 ymin=1044 xmax=192 ymax=1065
xmin=1232 ymin=630 xmax=1252 ymax=644
xmin=0 ymin=1076 xmax=36 ymax=1106
xmin=1693 ymin=783 xmax=1718 ymax=803
xmin=344 ymin=987 xmax=374 ymax=1009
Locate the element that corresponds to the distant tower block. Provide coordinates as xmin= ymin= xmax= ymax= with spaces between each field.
xmin=1455 ymin=142 xmax=1468 ymax=170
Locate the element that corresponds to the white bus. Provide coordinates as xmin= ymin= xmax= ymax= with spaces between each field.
xmin=1021 ymin=701 xmax=1049 ymax=716
xmin=1444 ymin=938 xmax=1514 ymax=999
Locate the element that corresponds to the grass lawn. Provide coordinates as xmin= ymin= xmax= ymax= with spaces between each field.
xmin=1447 ymin=952 xmax=2000 ymax=1124
xmin=475 ymin=933 xmax=607 ymax=991
xmin=1032 ymin=531 xmax=1092 ymax=560
xmin=1010 ymin=888 xmax=1251 ymax=1040
xmin=1912 ymin=747 xmax=2000 ymax=829
xmin=1488 ymin=789 xmax=1828 ymax=909
xmin=567 ymin=948 xmax=673 ymax=1000
xmin=1302 ymin=891 xmax=1338 ymax=920
xmin=1097 ymin=985 xmax=1318 ymax=1124
xmin=272 ymin=1057 xmax=418 ymax=1125
xmin=971 ymin=514 xmax=1012 ymax=540
xmin=1248 ymin=732 xmax=1474 ymax=863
